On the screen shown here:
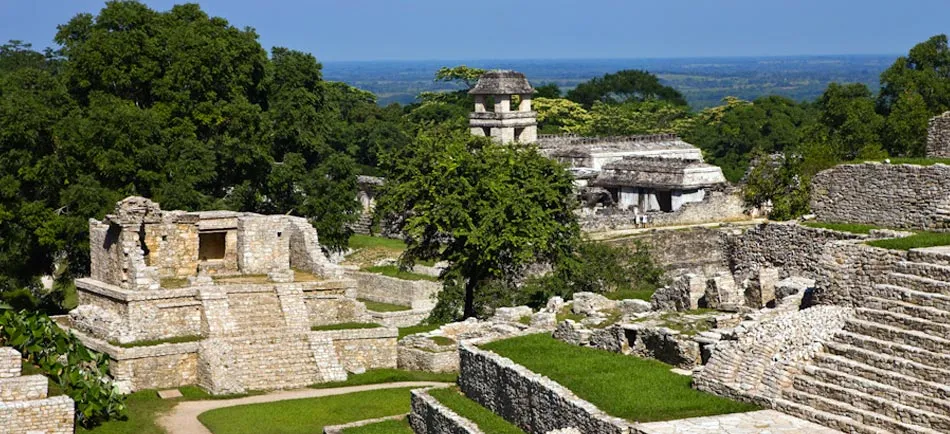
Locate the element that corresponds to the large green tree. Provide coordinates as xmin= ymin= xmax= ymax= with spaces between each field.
xmin=374 ymin=131 xmax=579 ymax=319
xmin=567 ymin=69 xmax=687 ymax=108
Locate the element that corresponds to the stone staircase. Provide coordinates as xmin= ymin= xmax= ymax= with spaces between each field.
xmin=779 ymin=249 xmax=950 ymax=434
xmin=198 ymin=286 xmax=346 ymax=394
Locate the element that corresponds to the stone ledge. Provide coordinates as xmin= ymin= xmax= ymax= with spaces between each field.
xmin=409 ymin=387 xmax=484 ymax=434
xmin=68 ymin=327 xmax=199 ymax=361
xmin=311 ymin=327 xmax=398 ymax=340
xmin=76 ymin=278 xmax=198 ymax=301
xmin=0 ymin=375 xmax=48 ymax=402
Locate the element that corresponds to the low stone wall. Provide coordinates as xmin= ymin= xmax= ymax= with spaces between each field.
xmin=313 ymin=327 xmax=398 ymax=373
xmin=0 ymin=396 xmax=75 ymax=434
xmin=816 ymin=241 xmax=908 ymax=306
xmin=608 ymin=226 xmax=729 ymax=277
xmin=458 ymin=341 xmax=631 ymax=434
xmin=409 ymin=387 xmax=484 ymax=434
xmin=367 ymin=309 xmax=429 ymax=328
xmin=927 ymin=112 xmax=950 ymax=158
xmin=811 ymin=162 xmax=950 ymax=231
xmin=347 ymin=271 xmax=441 ymax=310
xmin=398 ymin=335 xmax=460 ymax=373
xmin=724 ymin=222 xmax=864 ymax=280
xmin=580 ymin=190 xmax=747 ymax=232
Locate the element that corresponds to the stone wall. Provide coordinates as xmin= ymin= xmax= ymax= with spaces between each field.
xmin=314 ymin=327 xmax=398 ymax=373
xmin=724 ymin=222 xmax=864 ymax=280
xmin=237 ymin=215 xmax=291 ymax=274
xmin=0 ymin=347 xmax=75 ymax=434
xmin=811 ymin=163 xmax=950 ymax=231
xmin=286 ymin=216 xmax=344 ymax=279
xmin=815 ymin=241 xmax=908 ymax=306
xmin=579 ymin=189 xmax=747 ymax=232
xmin=458 ymin=341 xmax=631 ymax=434
xmin=366 ymin=309 xmax=430 ymax=328
xmin=348 ymin=271 xmax=441 ymax=310
xmin=409 ymin=387 xmax=484 ymax=434
xmin=608 ymin=226 xmax=729 ymax=277
xmin=305 ymin=295 xmax=367 ymax=327
xmin=927 ymin=111 xmax=950 ymax=158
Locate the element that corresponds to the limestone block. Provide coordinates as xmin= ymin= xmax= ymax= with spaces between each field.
xmin=571 ymin=292 xmax=618 ymax=316
xmin=0 ymin=347 xmax=21 ymax=379
xmin=775 ymin=276 xmax=815 ymax=303
xmin=743 ymin=267 xmax=779 ymax=309
xmin=529 ymin=311 xmax=557 ymax=330
xmin=651 ymin=273 xmax=705 ymax=311
xmin=705 ymin=272 xmax=741 ymax=311
xmin=545 ymin=296 xmax=565 ymax=313
xmin=492 ymin=306 xmax=533 ymax=323
xmin=619 ymin=299 xmax=651 ymax=315
xmin=552 ymin=320 xmax=592 ymax=346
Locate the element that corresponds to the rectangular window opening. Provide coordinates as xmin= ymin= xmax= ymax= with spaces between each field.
xmin=198 ymin=232 xmax=227 ymax=261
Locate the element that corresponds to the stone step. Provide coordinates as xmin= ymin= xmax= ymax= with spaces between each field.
xmin=895 ymin=261 xmax=950 ymax=282
xmin=805 ymin=362 xmax=950 ymax=415
xmin=873 ymin=284 xmax=950 ymax=312
xmin=843 ymin=318 xmax=950 ymax=353
xmin=830 ymin=331 xmax=950 ymax=377
xmin=887 ymin=272 xmax=950 ymax=296
xmin=782 ymin=388 xmax=942 ymax=434
xmin=815 ymin=350 xmax=950 ymax=401
xmin=855 ymin=307 xmax=950 ymax=337
xmin=792 ymin=375 xmax=950 ymax=432
xmin=773 ymin=396 xmax=890 ymax=434
xmin=865 ymin=296 xmax=950 ymax=326
xmin=907 ymin=247 xmax=950 ymax=266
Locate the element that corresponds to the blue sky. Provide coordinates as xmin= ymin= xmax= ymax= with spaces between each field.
xmin=1 ymin=0 xmax=948 ymax=61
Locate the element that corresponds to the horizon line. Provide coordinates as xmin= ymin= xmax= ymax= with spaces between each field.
xmin=319 ymin=53 xmax=902 ymax=64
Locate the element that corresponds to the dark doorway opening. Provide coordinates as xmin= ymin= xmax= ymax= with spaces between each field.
xmin=656 ymin=190 xmax=673 ymax=212
xmin=199 ymin=232 xmax=226 ymax=261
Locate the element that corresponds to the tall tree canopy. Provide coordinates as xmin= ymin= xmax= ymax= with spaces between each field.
xmin=567 ymin=69 xmax=687 ymax=109
xmin=374 ymin=131 xmax=579 ymax=319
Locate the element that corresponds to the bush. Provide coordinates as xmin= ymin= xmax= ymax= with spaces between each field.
xmin=0 ymin=309 xmax=126 ymax=427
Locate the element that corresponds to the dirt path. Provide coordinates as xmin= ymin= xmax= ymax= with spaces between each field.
xmin=157 ymin=381 xmax=450 ymax=434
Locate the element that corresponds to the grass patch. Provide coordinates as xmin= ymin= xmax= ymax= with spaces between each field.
xmin=481 ymin=334 xmax=758 ymax=422
xmin=429 ymin=387 xmax=525 ymax=434
xmin=429 ymin=336 xmax=456 ymax=346
xmin=159 ymin=277 xmax=189 ymax=289
xmin=398 ymin=324 xmax=442 ymax=338
xmin=363 ymin=265 xmax=438 ymax=282
xmin=310 ymin=368 xmax=457 ymax=389
xmin=632 ymin=311 xmax=715 ymax=336
xmin=555 ymin=305 xmax=586 ymax=323
xmin=349 ymin=235 xmax=407 ymax=251
xmin=518 ymin=315 xmax=532 ymax=325
xmin=199 ymin=387 xmax=415 ymax=434
xmin=342 ymin=417 xmax=413 ymax=434
xmin=604 ymin=288 xmax=656 ymax=301
xmin=867 ymin=231 xmax=950 ymax=250
xmin=77 ymin=389 xmax=176 ymax=434
xmin=359 ymin=298 xmax=412 ymax=312
xmin=865 ymin=157 xmax=950 ymax=166
xmin=311 ymin=322 xmax=382 ymax=332
xmin=801 ymin=221 xmax=879 ymax=234
xmin=109 ymin=335 xmax=202 ymax=348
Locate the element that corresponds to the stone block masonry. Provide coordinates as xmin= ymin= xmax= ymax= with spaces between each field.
xmin=410 ymin=387 xmax=485 ymax=434
xmin=0 ymin=347 xmax=75 ymax=434
xmin=927 ymin=111 xmax=950 ymax=158
xmin=313 ymin=327 xmax=398 ymax=374
xmin=458 ymin=341 xmax=631 ymax=434
xmin=348 ymin=271 xmax=441 ymax=311
xmin=811 ymin=162 xmax=950 ymax=231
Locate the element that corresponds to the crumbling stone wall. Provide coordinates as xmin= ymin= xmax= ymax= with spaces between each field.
xmin=0 ymin=347 xmax=75 ymax=434
xmin=315 ymin=328 xmax=398 ymax=373
xmin=579 ymin=190 xmax=746 ymax=232
xmin=348 ymin=271 xmax=441 ymax=310
xmin=927 ymin=111 xmax=950 ymax=158
xmin=724 ymin=222 xmax=863 ymax=280
xmin=458 ymin=341 xmax=631 ymax=434
xmin=811 ymin=163 xmax=950 ymax=231
xmin=609 ymin=226 xmax=729 ymax=277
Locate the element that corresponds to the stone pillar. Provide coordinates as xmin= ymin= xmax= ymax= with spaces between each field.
xmin=520 ymin=125 xmax=537 ymax=143
xmin=474 ymin=95 xmax=487 ymax=113
xmin=494 ymin=95 xmax=511 ymax=113
xmin=518 ymin=95 xmax=532 ymax=111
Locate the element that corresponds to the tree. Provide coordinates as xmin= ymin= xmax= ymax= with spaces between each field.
xmin=533 ymin=97 xmax=591 ymax=134
xmin=374 ymin=131 xmax=579 ymax=319
xmin=813 ymin=83 xmax=885 ymax=160
xmin=567 ymin=69 xmax=687 ymax=108
xmin=586 ymin=100 xmax=693 ymax=136
xmin=534 ymin=82 xmax=561 ymax=99
xmin=883 ymin=91 xmax=930 ymax=157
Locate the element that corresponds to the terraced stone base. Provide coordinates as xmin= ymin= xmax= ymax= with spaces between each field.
xmin=635 ymin=410 xmax=839 ymax=434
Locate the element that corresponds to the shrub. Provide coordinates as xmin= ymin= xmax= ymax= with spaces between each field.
xmin=0 ymin=309 xmax=126 ymax=427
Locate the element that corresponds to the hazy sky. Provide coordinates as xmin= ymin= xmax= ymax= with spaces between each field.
xmin=2 ymin=0 xmax=948 ymax=61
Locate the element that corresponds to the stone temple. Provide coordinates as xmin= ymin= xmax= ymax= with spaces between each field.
xmin=469 ymin=70 xmax=538 ymax=144
xmin=63 ymin=197 xmax=425 ymax=395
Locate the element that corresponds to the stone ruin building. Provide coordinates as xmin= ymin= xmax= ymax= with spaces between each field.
xmin=927 ymin=111 xmax=950 ymax=158
xmin=468 ymin=70 xmax=538 ymax=144
xmin=63 ymin=197 xmax=425 ymax=395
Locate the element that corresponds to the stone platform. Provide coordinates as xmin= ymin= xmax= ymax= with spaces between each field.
xmin=637 ymin=410 xmax=840 ymax=434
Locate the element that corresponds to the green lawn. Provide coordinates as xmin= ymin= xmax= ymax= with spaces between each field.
xmin=349 ymin=235 xmax=407 ymax=251
xmin=311 ymin=322 xmax=382 ymax=331
xmin=342 ymin=417 xmax=413 ymax=434
xmin=801 ymin=221 xmax=880 ymax=234
xmin=481 ymin=334 xmax=758 ymax=423
xmin=398 ymin=323 xmax=442 ymax=338
xmin=429 ymin=387 xmax=525 ymax=434
xmin=359 ymin=298 xmax=412 ymax=312
xmin=199 ymin=388 xmax=415 ymax=434
xmin=604 ymin=288 xmax=656 ymax=301
xmin=363 ymin=265 xmax=438 ymax=282
xmin=866 ymin=231 xmax=950 ymax=250
xmin=310 ymin=368 xmax=457 ymax=389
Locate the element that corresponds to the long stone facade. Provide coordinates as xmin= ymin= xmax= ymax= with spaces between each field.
xmin=811 ymin=162 xmax=950 ymax=231
xmin=67 ymin=197 xmax=400 ymax=394
xmin=0 ymin=347 xmax=75 ymax=434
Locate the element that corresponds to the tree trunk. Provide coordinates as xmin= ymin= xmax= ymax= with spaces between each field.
xmin=463 ymin=275 xmax=478 ymax=319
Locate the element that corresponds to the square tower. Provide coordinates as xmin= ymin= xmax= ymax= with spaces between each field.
xmin=469 ymin=70 xmax=537 ymax=143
